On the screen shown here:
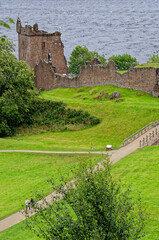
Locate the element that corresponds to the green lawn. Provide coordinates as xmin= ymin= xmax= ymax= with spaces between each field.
xmin=112 ymin=146 xmax=159 ymax=240
xmin=135 ymin=62 xmax=159 ymax=68
xmin=0 ymin=152 xmax=103 ymax=220
xmin=0 ymin=221 xmax=40 ymax=240
xmin=118 ymin=63 xmax=159 ymax=73
xmin=1 ymin=146 xmax=159 ymax=240
xmin=1 ymin=85 xmax=159 ymax=151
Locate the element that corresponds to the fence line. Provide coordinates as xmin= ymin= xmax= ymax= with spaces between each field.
xmin=139 ymin=127 xmax=159 ymax=148
xmin=121 ymin=120 xmax=159 ymax=147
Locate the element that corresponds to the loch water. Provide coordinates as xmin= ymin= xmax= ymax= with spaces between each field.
xmin=0 ymin=0 xmax=159 ymax=63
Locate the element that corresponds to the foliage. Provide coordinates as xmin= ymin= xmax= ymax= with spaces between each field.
xmin=68 ymin=45 xmax=107 ymax=74
xmin=147 ymin=54 xmax=159 ymax=63
xmin=27 ymin=158 xmax=146 ymax=240
xmin=108 ymin=54 xmax=138 ymax=71
xmin=0 ymin=49 xmax=35 ymax=136
xmin=25 ymin=98 xmax=100 ymax=129
xmin=0 ymin=18 xmax=14 ymax=41
xmin=0 ymin=37 xmax=15 ymax=52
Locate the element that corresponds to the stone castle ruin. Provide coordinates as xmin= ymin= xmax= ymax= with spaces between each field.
xmin=16 ymin=18 xmax=68 ymax=74
xmin=17 ymin=19 xmax=159 ymax=97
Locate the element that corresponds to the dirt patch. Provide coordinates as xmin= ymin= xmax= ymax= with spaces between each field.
xmin=115 ymin=98 xmax=124 ymax=102
xmin=89 ymin=90 xmax=98 ymax=95
xmin=76 ymin=88 xmax=84 ymax=93
xmin=95 ymin=90 xmax=107 ymax=100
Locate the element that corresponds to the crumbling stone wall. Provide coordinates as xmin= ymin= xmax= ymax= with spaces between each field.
xmin=116 ymin=67 xmax=157 ymax=94
xmin=34 ymin=58 xmax=159 ymax=97
xmin=34 ymin=59 xmax=79 ymax=90
xmin=16 ymin=18 xmax=68 ymax=74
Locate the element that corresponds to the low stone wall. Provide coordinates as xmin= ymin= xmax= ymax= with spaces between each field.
xmin=34 ymin=59 xmax=159 ymax=97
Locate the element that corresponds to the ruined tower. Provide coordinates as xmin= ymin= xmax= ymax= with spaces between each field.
xmin=16 ymin=18 xmax=68 ymax=74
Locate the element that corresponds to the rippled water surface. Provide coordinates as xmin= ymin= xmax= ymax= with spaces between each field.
xmin=0 ymin=0 xmax=159 ymax=63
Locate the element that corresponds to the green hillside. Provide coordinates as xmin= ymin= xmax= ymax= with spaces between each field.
xmin=1 ymin=85 xmax=159 ymax=151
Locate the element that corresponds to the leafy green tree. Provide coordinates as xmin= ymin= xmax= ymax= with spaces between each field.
xmin=108 ymin=54 xmax=138 ymax=71
xmin=27 ymin=158 xmax=146 ymax=240
xmin=0 ymin=37 xmax=15 ymax=52
xmin=68 ymin=46 xmax=107 ymax=74
xmin=0 ymin=47 xmax=35 ymax=136
xmin=147 ymin=54 xmax=159 ymax=63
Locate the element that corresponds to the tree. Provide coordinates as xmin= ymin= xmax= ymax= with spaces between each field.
xmin=68 ymin=46 xmax=107 ymax=74
xmin=0 ymin=45 xmax=35 ymax=136
xmin=147 ymin=54 xmax=159 ymax=63
xmin=108 ymin=54 xmax=138 ymax=71
xmin=0 ymin=37 xmax=15 ymax=52
xmin=26 ymin=158 xmax=146 ymax=240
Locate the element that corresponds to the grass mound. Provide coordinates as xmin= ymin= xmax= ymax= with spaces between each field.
xmin=1 ymin=85 xmax=159 ymax=151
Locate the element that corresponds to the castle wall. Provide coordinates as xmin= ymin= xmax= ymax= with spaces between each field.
xmin=116 ymin=67 xmax=157 ymax=93
xmin=34 ymin=59 xmax=159 ymax=97
xmin=78 ymin=61 xmax=117 ymax=87
xmin=18 ymin=34 xmax=31 ymax=66
xmin=34 ymin=59 xmax=79 ymax=90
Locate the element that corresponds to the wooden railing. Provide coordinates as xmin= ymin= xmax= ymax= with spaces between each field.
xmin=121 ymin=120 xmax=159 ymax=147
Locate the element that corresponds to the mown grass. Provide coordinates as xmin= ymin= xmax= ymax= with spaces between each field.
xmin=135 ymin=62 xmax=159 ymax=68
xmin=112 ymin=146 xmax=159 ymax=240
xmin=0 ymin=152 xmax=103 ymax=220
xmin=1 ymin=146 xmax=159 ymax=240
xmin=117 ymin=63 xmax=159 ymax=74
xmin=1 ymin=85 xmax=158 ymax=151
xmin=0 ymin=221 xmax=40 ymax=240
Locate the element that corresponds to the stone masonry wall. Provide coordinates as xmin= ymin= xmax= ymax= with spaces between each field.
xmin=34 ymin=59 xmax=159 ymax=97
xmin=16 ymin=18 xmax=68 ymax=74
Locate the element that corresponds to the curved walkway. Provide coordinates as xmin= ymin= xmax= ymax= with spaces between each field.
xmin=0 ymin=126 xmax=156 ymax=232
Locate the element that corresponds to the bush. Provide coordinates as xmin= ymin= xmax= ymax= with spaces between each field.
xmin=27 ymin=98 xmax=100 ymax=129
xmin=108 ymin=54 xmax=138 ymax=71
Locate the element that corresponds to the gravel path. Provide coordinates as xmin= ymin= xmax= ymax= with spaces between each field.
xmin=0 ymin=127 xmax=156 ymax=232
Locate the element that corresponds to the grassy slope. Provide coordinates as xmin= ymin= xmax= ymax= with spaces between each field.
xmin=1 ymin=146 xmax=159 ymax=240
xmin=1 ymin=85 xmax=159 ymax=151
xmin=0 ymin=152 xmax=103 ymax=220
